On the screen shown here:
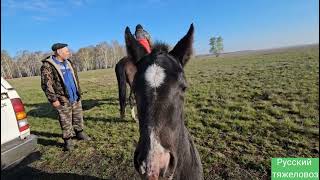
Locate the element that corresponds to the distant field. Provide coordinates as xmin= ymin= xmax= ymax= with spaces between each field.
xmin=2 ymin=46 xmax=319 ymax=180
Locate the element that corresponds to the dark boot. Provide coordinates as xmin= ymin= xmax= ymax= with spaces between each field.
xmin=63 ymin=138 xmax=74 ymax=151
xmin=75 ymin=130 xmax=91 ymax=141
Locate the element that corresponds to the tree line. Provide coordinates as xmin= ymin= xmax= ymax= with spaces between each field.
xmin=1 ymin=41 xmax=126 ymax=79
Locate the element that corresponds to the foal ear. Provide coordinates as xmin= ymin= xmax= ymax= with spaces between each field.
xmin=169 ymin=24 xmax=194 ymax=67
xmin=125 ymin=27 xmax=148 ymax=63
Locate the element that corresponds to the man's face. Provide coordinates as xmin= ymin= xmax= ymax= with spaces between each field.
xmin=57 ymin=47 xmax=71 ymax=60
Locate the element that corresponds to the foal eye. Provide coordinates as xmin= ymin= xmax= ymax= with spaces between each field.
xmin=180 ymin=84 xmax=188 ymax=92
xmin=178 ymin=74 xmax=188 ymax=92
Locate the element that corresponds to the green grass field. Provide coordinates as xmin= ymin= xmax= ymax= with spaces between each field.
xmin=2 ymin=46 xmax=319 ymax=180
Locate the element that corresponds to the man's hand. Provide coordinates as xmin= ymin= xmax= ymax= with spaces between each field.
xmin=52 ymin=100 xmax=61 ymax=108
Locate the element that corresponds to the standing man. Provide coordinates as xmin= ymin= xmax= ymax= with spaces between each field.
xmin=40 ymin=43 xmax=91 ymax=151
xmin=135 ymin=24 xmax=153 ymax=54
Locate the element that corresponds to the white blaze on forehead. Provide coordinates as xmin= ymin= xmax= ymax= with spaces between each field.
xmin=145 ymin=64 xmax=166 ymax=88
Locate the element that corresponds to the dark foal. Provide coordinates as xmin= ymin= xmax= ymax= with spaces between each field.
xmin=124 ymin=24 xmax=203 ymax=180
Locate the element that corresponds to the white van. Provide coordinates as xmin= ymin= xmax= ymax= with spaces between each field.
xmin=1 ymin=77 xmax=37 ymax=170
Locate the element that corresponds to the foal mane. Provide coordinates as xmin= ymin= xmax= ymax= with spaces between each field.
xmin=151 ymin=41 xmax=170 ymax=54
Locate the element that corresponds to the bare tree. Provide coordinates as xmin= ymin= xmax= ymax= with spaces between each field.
xmin=1 ymin=50 xmax=15 ymax=78
xmin=111 ymin=40 xmax=125 ymax=68
xmin=95 ymin=42 xmax=109 ymax=69
xmin=76 ymin=47 xmax=95 ymax=71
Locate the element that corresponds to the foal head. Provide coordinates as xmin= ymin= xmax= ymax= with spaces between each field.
xmin=125 ymin=24 xmax=194 ymax=179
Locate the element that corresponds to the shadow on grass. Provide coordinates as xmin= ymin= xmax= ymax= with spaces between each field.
xmin=2 ymin=166 xmax=109 ymax=180
xmin=32 ymin=131 xmax=61 ymax=138
xmin=24 ymin=131 xmax=63 ymax=148
xmin=85 ymin=116 xmax=131 ymax=123
xmin=25 ymin=98 xmax=120 ymax=120
xmin=1 ymin=151 xmax=114 ymax=180
xmin=36 ymin=138 xmax=64 ymax=148
xmin=2 ymin=151 xmax=110 ymax=180
xmin=2 ymin=151 xmax=41 ymax=172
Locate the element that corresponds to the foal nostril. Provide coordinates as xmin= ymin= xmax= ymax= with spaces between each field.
xmin=134 ymin=150 xmax=147 ymax=175
xmin=169 ymin=152 xmax=175 ymax=167
xmin=162 ymin=152 xmax=175 ymax=178
xmin=134 ymin=150 xmax=141 ymax=172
